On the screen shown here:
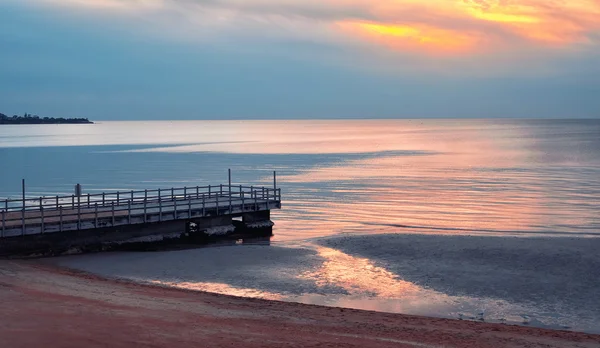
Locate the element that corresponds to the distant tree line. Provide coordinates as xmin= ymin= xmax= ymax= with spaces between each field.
xmin=0 ymin=112 xmax=93 ymax=125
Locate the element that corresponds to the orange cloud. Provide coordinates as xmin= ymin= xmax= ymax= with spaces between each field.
xmin=338 ymin=0 xmax=600 ymax=54
xmin=30 ymin=0 xmax=600 ymax=57
xmin=460 ymin=0 xmax=600 ymax=44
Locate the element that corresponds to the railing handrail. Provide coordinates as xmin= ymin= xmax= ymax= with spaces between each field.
xmin=1 ymin=185 xmax=277 ymax=201
xmin=1 ymin=184 xmax=280 ymax=211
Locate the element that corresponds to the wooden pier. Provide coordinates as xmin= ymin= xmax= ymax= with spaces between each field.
xmin=0 ymin=178 xmax=281 ymax=256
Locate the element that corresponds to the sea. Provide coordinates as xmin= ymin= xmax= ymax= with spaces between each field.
xmin=1 ymin=119 xmax=599 ymax=332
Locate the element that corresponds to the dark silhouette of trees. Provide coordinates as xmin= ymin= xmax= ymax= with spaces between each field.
xmin=0 ymin=112 xmax=93 ymax=125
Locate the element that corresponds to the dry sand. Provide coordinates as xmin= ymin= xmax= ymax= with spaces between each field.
xmin=1 ymin=260 xmax=599 ymax=348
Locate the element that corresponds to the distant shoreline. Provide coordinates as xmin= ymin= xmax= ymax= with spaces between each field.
xmin=0 ymin=113 xmax=93 ymax=125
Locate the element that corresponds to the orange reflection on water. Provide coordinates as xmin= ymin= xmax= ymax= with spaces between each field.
xmin=149 ymin=280 xmax=283 ymax=300
xmin=275 ymin=153 xmax=573 ymax=241
xmin=299 ymin=246 xmax=420 ymax=298
xmin=270 ymin=120 xmax=598 ymax=241
xmin=118 ymin=120 xmax=439 ymax=155
xmin=3 ymin=120 xmax=596 ymax=242
xmin=1 ymin=120 xmax=430 ymax=154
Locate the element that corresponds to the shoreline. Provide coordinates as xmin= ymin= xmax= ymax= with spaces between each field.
xmin=49 ymin=235 xmax=600 ymax=333
xmin=1 ymin=260 xmax=599 ymax=348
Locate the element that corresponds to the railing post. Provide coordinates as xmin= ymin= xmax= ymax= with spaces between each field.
xmin=128 ymin=200 xmax=131 ymax=224
xmin=220 ymin=184 xmax=223 ymax=196
xmin=117 ymin=191 xmax=120 ymax=205
xmin=95 ymin=203 xmax=98 ymax=227
xmin=184 ymin=186 xmax=187 ymax=199
xmin=188 ymin=196 xmax=192 ymax=218
xmin=254 ymin=187 xmax=258 ymax=211
xmin=111 ymin=201 xmax=115 ymax=226
xmin=240 ymin=185 xmax=244 ymax=209
xmin=72 ymin=195 xmax=75 ymax=209
xmin=202 ymin=194 xmax=205 ymax=216
xmin=174 ymin=198 xmax=178 ymax=219
xmin=144 ymin=190 xmax=147 ymax=223
xmin=77 ymin=193 xmax=81 ymax=230
xmin=131 ymin=190 xmax=134 ymax=204
xmin=159 ymin=195 xmax=162 ymax=222
xmin=228 ymin=169 xmax=232 ymax=211
xmin=171 ymin=187 xmax=174 ymax=201
xmin=21 ymin=204 xmax=25 ymax=236
xmin=216 ymin=192 xmax=219 ymax=215
xmin=40 ymin=197 xmax=44 ymax=235
xmin=56 ymin=196 xmax=59 ymax=210
xmin=59 ymin=206 xmax=63 ymax=232
xmin=40 ymin=205 xmax=44 ymax=234
xmin=87 ymin=193 xmax=91 ymax=208
xmin=196 ymin=186 xmax=199 ymax=198
xmin=102 ymin=192 xmax=105 ymax=206
xmin=208 ymin=185 xmax=211 ymax=198
xmin=22 ymin=179 xmax=25 ymax=236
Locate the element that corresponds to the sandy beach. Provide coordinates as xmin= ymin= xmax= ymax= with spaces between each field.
xmin=1 ymin=260 xmax=599 ymax=348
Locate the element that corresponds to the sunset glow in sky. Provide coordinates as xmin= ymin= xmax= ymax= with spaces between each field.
xmin=0 ymin=0 xmax=598 ymax=119
xmin=341 ymin=0 xmax=600 ymax=53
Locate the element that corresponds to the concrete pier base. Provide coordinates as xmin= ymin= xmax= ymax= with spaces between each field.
xmin=0 ymin=212 xmax=275 ymax=257
xmin=238 ymin=211 xmax=274 ymax=237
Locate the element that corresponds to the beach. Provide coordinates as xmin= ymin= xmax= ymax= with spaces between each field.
xmin=1 ymin=260 xmax=599 ymax=348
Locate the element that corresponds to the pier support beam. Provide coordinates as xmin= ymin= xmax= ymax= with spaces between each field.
xmin=184 ymin=215 xmax=236 ymax=242
xmin=240 ymin=211 xmax=273 ymax=236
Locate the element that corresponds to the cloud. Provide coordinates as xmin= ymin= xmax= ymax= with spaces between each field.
xmin=12 ymin=0 xmax=600 ymax=76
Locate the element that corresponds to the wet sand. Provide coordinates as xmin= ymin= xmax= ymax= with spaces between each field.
xmin=1 ymin=260 xmax=599 ymax=348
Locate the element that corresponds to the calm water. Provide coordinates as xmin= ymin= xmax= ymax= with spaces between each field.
xmin=2 ymin=119 xmax=600 ymax=331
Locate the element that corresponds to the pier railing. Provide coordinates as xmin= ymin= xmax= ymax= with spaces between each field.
xmin=1 ymin=185 xmax=281 ymax=237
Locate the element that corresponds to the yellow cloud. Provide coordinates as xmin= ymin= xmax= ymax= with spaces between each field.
xmin=338 ymin=0 xmax=600 ymax=54
xmin=466 ymin=9 xmax=540 ymax=24
xmin=458 ymin=0 xmax=600 ymax=44
xmin=339 ymin=21 xmax=480 ymax=54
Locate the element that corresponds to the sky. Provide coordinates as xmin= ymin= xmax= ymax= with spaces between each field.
xmin=0 ymin=0 xmax=599 ymax=120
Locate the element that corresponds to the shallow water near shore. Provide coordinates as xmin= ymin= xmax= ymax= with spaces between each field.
xmin=2 ymin=119 xmax=600 ymax=332
xmin=53 ymin=234 xmax=600 ymax=333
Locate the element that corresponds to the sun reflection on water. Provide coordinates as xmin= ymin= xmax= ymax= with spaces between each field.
xmin=149 ymin=280 xmax=283 ymax=300
xmin=299 ymin=245 xmax=420 ymax=298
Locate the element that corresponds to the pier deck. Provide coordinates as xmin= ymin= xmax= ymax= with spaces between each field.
xmin=1 ymin=184 xmax=281 ymax=238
